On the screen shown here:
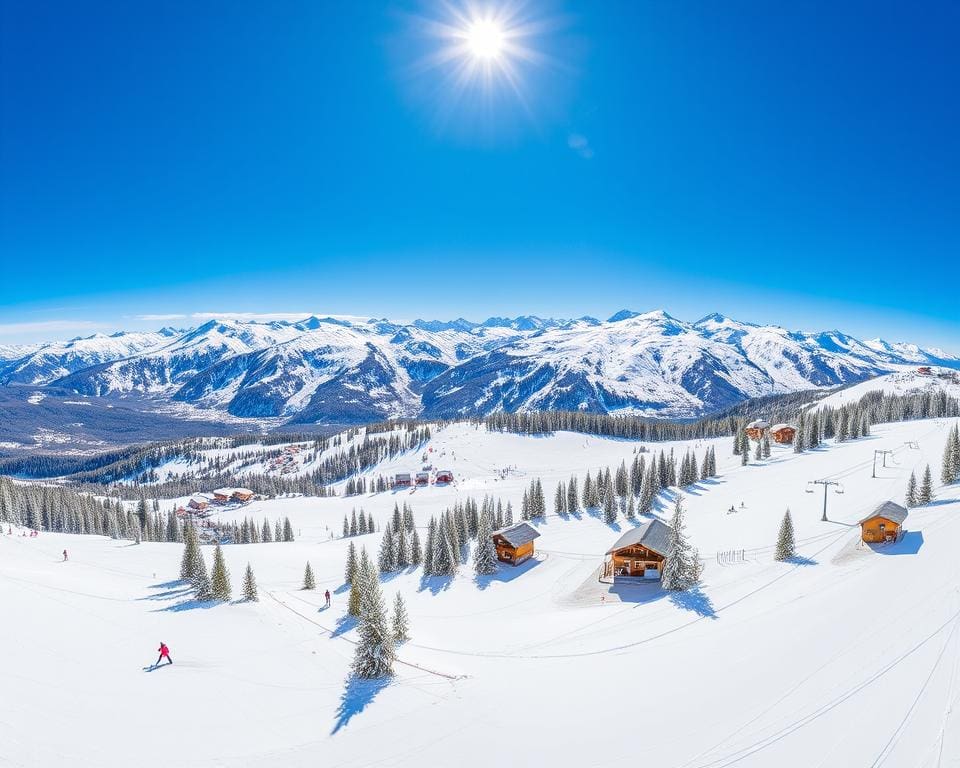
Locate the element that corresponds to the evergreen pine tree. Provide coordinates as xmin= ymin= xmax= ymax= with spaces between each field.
xmin=774 ymin=509 xmax=796 ymax=561
xmin=473 ymin=503 xmax=499 ymax=575
xmin=905 ymin=470 xmax=918 ymax=508
xmin=344 ymin=541 xmax=357 ymax=585
xmin=302 ymin=561 xmax=316 ymax=590
xmin=282 ymin=517 xmax=294 ymax=541
xmin=661 ymin=497 xmax=702 ymax=591
xmin=193 ymin=552 xmax=213 ymax=601
xmin=179 ymin=523 xmax=202 ymax=580
xmin=242 ymin=563 xmax=258 ymax=601
xmin=392 ymin=592 xmax=410 ymax=642
xmin=210 ymin=543 xmax=232 ymax=601
xmin=919 ymin=464 xmax=935 ymax=505
xmin=352 ymin=562 xmax=395 ymax=679
xmin=410 ymin=528 xmax=422 ymax=566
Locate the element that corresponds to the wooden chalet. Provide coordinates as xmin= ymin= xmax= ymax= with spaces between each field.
xmin=187 ymin=497 xmax=209 ymax=511
xmin=394 ymin=472 xmax=412 ymax=488
xmin=435 ymin=469 xmax=454 ymax=484
xmin=492 ymin=522 xmax=540 ymax=566
xmin=232 ymin=488 xmax=254 ymax=502
xmin=770 ymin=424 xmax=797 ymax=444
xmin=212 ymin=488 xmax=233 ymax=503
xmin=859 ymin=501 xmax=908 ymax=544
xmin=415 ymin=472 xmax=430 ymax=486
xmin=602 ymin=519 xmax=673 ymax=581
xmin=745 ymin=419 xmax=770 ymax=441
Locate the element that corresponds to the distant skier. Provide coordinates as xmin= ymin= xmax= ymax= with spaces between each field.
xmin=155 ymin=642 xmax=173 ymax=667
xmin=62 ymin=549 xmax=68 ymax=561
xmin=324 ymin=589 xmax=331 ymax=608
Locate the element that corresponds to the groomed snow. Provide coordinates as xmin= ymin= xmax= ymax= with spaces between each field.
xmin=3 ymin=416 xmax=960 ymax=767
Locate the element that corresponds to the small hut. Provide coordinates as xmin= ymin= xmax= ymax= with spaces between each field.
xmin=435 ymin=469 xmax=454 ymax=484
xmin=394 ymin=472 xmax=412 ymax=488
xmin=187 ymin=497 xmax=209 ymax=511
xmin=231 ymin=488 xmax=254 ymax=502
xmin=602 ymin=519 xmax=673 ymax=581
xmin=770 ymin=424 xmax=797 ymax=444
xmin=415 ymin=471 xmax=430 ymax=486
xmin=859 ymin=501 xmax=908 ymax=543
xmin=745 ymin=419 xmax=770 ymax=441
xmin=492 ymin=522 xmax=541 ymax=566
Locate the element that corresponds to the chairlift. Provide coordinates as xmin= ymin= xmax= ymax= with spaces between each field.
xmin=805 ymin=482 xmax=815 ymax=494
xmin=835 ymin=484 xmax=845 ymax=495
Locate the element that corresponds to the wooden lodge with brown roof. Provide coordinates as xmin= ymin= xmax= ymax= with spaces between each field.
xmin=770 ymin=424 xmax=797 ymax=444
xmin=492 ymin=522 xmax=540 ymax=566
xmin=745 ymin=419 xmax=770 ymax=441
xmin=602 ymin=519 xmax=673 ymax=582
xmin=859 ymin=501 xmax=908 ymax=544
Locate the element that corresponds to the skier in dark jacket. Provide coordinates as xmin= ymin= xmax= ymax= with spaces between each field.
xmin=324 ymin=589 xmax=331 ymax=608
xmin=156 ymin=642 xmax=173 ymax=666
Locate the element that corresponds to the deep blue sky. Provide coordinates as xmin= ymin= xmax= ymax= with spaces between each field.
xmin=1 ymin=1 xmax=958 ymax=347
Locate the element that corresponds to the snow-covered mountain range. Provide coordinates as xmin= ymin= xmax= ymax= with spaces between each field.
xmin=1 ymin=311 xmax=956 ymax=423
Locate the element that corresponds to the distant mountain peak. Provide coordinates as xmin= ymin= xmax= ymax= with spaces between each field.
xmin=607 ymin=309 xmax=641 ymax=323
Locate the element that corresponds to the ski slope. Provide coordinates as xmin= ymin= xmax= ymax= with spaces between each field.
xmin=2 ymin=417 xmax=960 ymax=767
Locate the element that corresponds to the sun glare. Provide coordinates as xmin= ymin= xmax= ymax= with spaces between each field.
xmin=466 ymin=20 xmax=505 ymax=60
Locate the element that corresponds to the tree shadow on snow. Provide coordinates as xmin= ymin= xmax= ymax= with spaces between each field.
xmin=149 ymin=579 xmax=187 ymax=590
xmin=667 ymin=587 xmax=717 ymax=619
xmin=153 ymin=597 xmax=221 ymax=613
xmin=784 ymin=555 xmax=818 ymax=566
xmin=330 ymin=614 xmax=357 ymax=638
xmin=334 ymin=582 xmax=351 ymax=595
xmin=474 ymin=556 xmax=542 ymax=590
xmin=331 ymin=675 xmax=391 ymax=735
xmin=417 ymin=573 xmax=454 ymax=596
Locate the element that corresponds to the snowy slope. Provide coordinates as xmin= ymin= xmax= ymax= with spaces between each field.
xmin=4 ymin=311 xmax=956 ymax=423
xmin=3 ymin=416 xmax=960 ymax=767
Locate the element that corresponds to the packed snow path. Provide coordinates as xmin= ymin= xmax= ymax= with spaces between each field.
xmin=2 ymin=417 xmax=959 ymax=767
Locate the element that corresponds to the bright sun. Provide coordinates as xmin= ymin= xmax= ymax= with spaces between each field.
xmin=466 ymin=20 xmax=505 ymax=60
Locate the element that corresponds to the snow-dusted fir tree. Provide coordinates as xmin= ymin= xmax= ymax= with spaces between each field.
xmin=473 ymin=503 xmax=499 ymax=575
xmin=919 ymin=464 xmax=935 ymax=505
xmin=210 ymin=543 xmax=232 ymax=601
xmin=261 ymin=518 xmax=273 ymax=542
xmin=626 ymin=495 xmax=636 ymax=520
xmin=378 ymin=521 xmax=396 ymax=573
xmin=243 ymin=563 xmax=258 ymax=601
xmin=603 ymin=478 xmax=617 ymax=524
xmin=431 ymin=515 xmax=457 ymax=577
xmin=282 ymin=517 xmax=295 ymax=542
xmin=906 ymin=470 xmax=919 ymax=508
xmin=661 ymin=497 xmax=702 ymax=591
xmin=396 ymin=523 xmax=410 ymax=568
xmin=349 ymin=547 xmax=371 ymax=617
xmin=192 ymin=552 xmax=213 ymax=601
xmin=942 ymin=425 xmax=960 ymax=485
xmin=410 ymin=528 xmax=422 ymax=566
xmin=179 ymin=522 xmax=202 ymax=580
xmin=392 ymin=592 xmax=410 ymax=642
xmin=774 ymin=509 xmax=796 ymax=561
xmin=762 ymin=434 xmax=771 ymax=459
xmin=344 ymin=541 xmax=357 ymax=585
xmin=302 ymin=561 xmax=316 ymax=590
xmin=352 ymin=562 xmax=394 ymax=679
xmin=504 ymin=501 xmax=514 ymax=527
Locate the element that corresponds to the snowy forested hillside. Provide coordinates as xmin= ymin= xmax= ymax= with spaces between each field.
xmin=2 ymin=402 xmax=960 ymax=766
xmin=1 ymin=311 xmax=956 ymax=426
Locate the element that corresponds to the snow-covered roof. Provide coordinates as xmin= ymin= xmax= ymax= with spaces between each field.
xmin=770 ymin=423 xmax=795 ymax=433
xmin=395 ymin=472 xmax=411 ymax=479
xmin=605 ymin=519 xmax=674 ymax=558
xmin=212 ymin=488 xmax=234 ymax=496
xmin=859 ymin=501 xmax=908 ymax=526
xmin=232 ymin=488 xmax=253 ymax=495
xmin=746 ymin=419 xmax=770 ymax=429
xmin=494 ymin=522 xmax=541 ymax=549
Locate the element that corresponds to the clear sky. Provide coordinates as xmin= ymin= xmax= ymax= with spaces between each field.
xmin=1 ymin=1 xmax=958 ymax=348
